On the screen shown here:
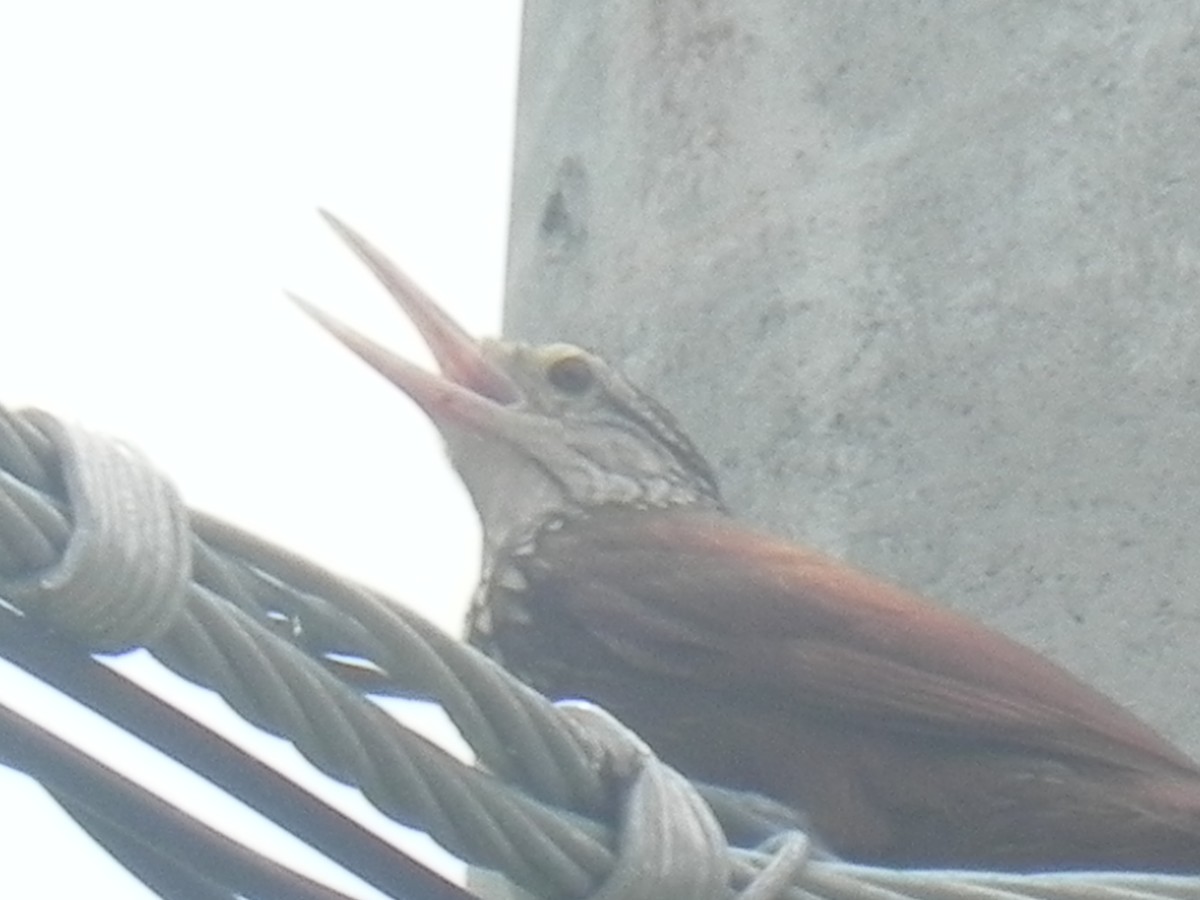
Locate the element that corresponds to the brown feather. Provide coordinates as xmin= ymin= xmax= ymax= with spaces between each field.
xmin=498 ymin=507 xmax=1200 ymax=869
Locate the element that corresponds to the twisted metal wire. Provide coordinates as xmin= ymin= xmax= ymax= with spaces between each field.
xmin=0 ymin=403 xmax=1197 ymax=900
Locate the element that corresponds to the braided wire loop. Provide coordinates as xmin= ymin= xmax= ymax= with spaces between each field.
xmin=0 ymin=409 xmax=190 ymax=651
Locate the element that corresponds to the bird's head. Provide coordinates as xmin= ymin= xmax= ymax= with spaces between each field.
xmin=293 ymin=212 xmax=725 ymax=560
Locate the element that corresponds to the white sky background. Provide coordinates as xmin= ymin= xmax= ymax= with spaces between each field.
xmin=0 ymin=2 xmax=522 ymax=896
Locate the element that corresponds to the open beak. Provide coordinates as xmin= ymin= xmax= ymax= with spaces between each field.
xmin=289 ymin=211 xmax=521 ymax=432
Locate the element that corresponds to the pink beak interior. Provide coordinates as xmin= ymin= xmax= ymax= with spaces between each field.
xmin=290 ymin=212 xmax=521 ymax=430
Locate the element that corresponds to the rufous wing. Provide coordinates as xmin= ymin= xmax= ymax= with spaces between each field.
xmin=524 ymin=507 xmax=1197 ymax=777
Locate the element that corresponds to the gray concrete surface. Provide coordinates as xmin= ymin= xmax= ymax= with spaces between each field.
xmin=504 ymin=3 xmax=1200 ymax=758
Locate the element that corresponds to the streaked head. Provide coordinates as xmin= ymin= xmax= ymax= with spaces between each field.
xmin=292 ymin=212 xmax=724 ymax=557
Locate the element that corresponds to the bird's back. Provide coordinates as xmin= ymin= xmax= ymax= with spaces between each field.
xmin=487 ymin=506 xmax=1200 ymax=871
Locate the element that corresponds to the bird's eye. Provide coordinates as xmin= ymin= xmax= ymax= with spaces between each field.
xmin=546 ymin=354 xmax=595 ymax=394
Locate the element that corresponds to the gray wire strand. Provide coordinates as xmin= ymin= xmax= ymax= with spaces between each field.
xmin=1 ymin=404 xmax=1198 ymax=900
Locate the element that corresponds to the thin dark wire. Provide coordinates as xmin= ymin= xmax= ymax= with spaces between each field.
xmin=0 ymin=611 xmax=474 ymax=900
xmin=0 ymin=699 xmax=359 ymax=900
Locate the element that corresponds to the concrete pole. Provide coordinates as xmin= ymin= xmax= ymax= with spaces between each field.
xmin=504 ymin=2 xmax=1200 ymax=760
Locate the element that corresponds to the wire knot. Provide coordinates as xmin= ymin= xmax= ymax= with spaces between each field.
xmin=557 ymin=700 xmax=731 ymax=900
xmin=0 ymin=409 xmax=191 ymax=652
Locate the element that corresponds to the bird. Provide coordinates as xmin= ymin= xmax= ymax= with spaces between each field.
xmin=292 ymin=211 xmax=1200 ymax=873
